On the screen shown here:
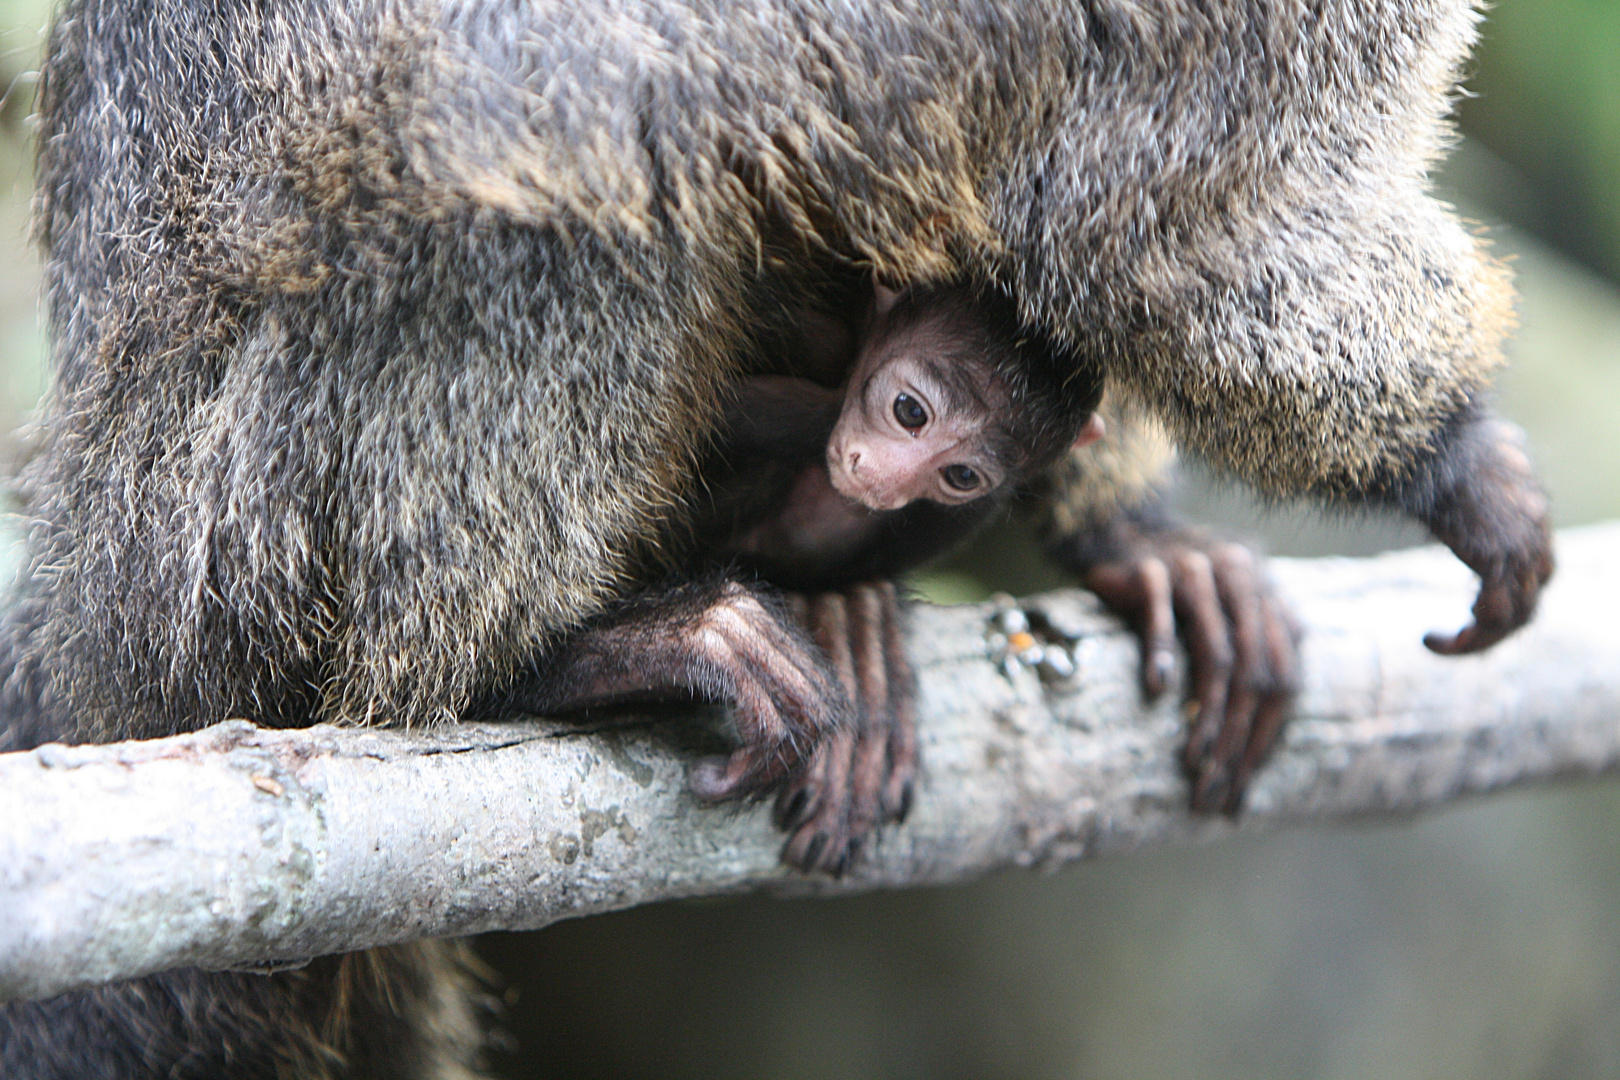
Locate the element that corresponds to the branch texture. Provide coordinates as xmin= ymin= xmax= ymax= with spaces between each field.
xmin=4 ymin=524 xmax=1619 ymax=1004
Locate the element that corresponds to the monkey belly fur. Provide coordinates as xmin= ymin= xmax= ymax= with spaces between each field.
xmin=0 ymin=1 xmax=1514 ymax=1075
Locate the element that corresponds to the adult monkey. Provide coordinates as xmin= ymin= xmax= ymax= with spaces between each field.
xmin=0 ymin=1 xmax=1549 ymax=1077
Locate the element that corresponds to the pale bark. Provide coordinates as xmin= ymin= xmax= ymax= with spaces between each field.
xmin=3 ymin=524 xmax=1618 ymax=1004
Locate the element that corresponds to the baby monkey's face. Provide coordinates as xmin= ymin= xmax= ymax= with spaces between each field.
xmin=826 ymin=344 xmax=1005 ymax=512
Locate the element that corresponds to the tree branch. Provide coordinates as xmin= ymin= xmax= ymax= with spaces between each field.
xmin=4 ymin=524 xmax=1619 ymax=1004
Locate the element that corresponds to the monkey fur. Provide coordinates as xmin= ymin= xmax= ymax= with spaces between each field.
xmin=1 ymin=945 xmax=492 ymax=1080
xmin=0 ymin=0 xmax=1550 ymax=1076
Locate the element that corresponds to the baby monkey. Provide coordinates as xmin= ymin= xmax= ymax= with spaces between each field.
xmin=716 ymin=282 xmax=1105 ymax=586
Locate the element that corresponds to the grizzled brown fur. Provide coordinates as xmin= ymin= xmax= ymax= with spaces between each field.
xmin=0 ymin=0 xmax=1531 ymax=1076
xmin=2 ymin=941 xmax=491 ymax=1080
xmin=3 ymin=0 xmax=1513 ymax=747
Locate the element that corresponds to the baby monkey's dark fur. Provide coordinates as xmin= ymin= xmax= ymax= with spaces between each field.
xmin=1 ymin=0 xmax=1551 ymax=1075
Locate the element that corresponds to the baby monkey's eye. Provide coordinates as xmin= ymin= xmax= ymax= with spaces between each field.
xmin=893 ymin=393 xmax=928 ymax=430
xmin=941 ymin=464 xmax=981 ymax=492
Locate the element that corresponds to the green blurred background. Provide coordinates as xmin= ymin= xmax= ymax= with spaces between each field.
xmin=0 ymin=2 xmax=1615 ymax=1077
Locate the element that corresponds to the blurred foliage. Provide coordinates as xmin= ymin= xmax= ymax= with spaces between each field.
xmin=1460 ymin=0 xmax=1620 ymax=285
xmin=0 ymin=0 xmax=45 ymax=456
xmin=0 ymin=0 xmax=45 ymax=127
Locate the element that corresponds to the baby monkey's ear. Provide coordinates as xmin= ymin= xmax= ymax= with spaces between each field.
xmin=1074 ymin=413 xmax=1106 ymax=449
xmin=872 ymin=277 xmax=904 ymax=317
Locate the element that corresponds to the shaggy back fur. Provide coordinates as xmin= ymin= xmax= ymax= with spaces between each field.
xmin=4 ymin=0 xmax=1508 ymax=750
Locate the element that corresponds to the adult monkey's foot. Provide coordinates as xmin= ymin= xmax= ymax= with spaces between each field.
xmin=512 ymin=577 xmax=854 ymax=799
xmin=1417 ymin=417 xmax=1555 ymax=656
xmin=1051 ymin=506 xmax=1301 ymax=814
